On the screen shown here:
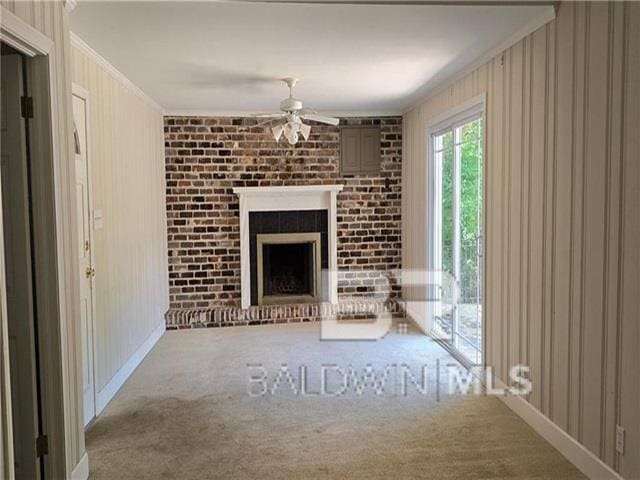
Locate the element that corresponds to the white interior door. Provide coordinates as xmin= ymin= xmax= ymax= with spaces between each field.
xmin=72 ymin=90 xmax=96 ymax=426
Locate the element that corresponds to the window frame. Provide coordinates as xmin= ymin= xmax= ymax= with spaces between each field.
xmin=425 ymin=94 xmax=486 ymax=367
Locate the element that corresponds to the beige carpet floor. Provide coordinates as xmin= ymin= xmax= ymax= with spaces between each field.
xmin=86 ymin=322 xmax=586 ymax=479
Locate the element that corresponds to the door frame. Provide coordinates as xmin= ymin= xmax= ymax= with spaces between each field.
xmin=0 ymin=97 xmax=14 ymax=480
xmin=1 ymin=7 xmax=79 ymax=479
xmin=425 ymin=94 xmax=487 ymax=368
xmin=72 ymin=83 xmax=98 ymax=426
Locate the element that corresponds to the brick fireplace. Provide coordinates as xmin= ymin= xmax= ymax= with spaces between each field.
xmin=235 ymin=185 xmax=342 ymax=308
xmin=164 ymin=116 xmax=402 ymax=328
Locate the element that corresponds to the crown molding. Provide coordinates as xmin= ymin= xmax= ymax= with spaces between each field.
xmin=401 ymin=4 xmax=556 ymax=114
xmin=163 ymin=109 xmax=402 ymax=118
xmin=205 ymin=0 xmax=556 ymax=4
xmin=69 ymin=31 xmax=164 ymax=113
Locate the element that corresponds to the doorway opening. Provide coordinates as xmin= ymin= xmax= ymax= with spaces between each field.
xmin=429 ymin=103 xmax=484 ymax=365
xmin=0 ymin=24 xmax=68 ymax=477
xmin=1 ymin=42 xmax=45 ymax=480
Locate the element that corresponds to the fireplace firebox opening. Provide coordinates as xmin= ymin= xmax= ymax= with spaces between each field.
xmin=257 ymin=232 xmax=321 ymax=305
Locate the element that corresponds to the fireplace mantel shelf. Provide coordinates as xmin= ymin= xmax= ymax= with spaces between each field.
xmin=233 ymin=184 xmax=344 ymax=195
xmin=234 ymin=184 xmax=343 ymax=309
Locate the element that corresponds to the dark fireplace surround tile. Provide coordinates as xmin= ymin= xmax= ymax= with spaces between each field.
xmin=249 ymin=210 xmax=328 ymax=306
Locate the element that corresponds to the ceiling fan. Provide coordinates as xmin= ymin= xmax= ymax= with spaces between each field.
xmin=252 ymin=77 xmax=339 ymax=145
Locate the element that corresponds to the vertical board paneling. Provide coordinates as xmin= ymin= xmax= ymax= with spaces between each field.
xmin=501 ymin=48 xmax=511 ymax=383
xmin=542 ymin=20 xmax=556 ymax=418
xmin=402 ymin=2 xmax=639 ymax=477
xmin=483 ymin=60 xmax=498 ymax=372
xmin=581 ymin=3 xmax=608 ymax=455
xmin=602 ymin=2 xmax=624 ymax=465
xmin=619 ymin=6 xmax=640 ymax=478
xmin=569 ymin=1 xmax=587 ymax=441
xmin=508 ymin=41 xmax=523 ymax=378
xmin=520 ymin=37 xmax=531 ymax=384
xmin=550 ymin=0 xmax=573 ymax=430
xmin=528 ymin=26 xmax=547 ymax=412
xmin=551 ymin=1 xmax=574 ymax=431
xmin=491 ymin=53 xmax=504 ymax=381
xmin=12 ymin=1 xmax=33 ymax=26
xmin=0 ymin=1 xmax=15 ymax=13
xmin=1 ymin=1 xmax=86 ymax=474
xmin=70 ymin=45 xmax=169 ymax=393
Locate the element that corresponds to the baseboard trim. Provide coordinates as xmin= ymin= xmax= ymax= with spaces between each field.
xmin=95 ymin=322 xmax=165 ymax=414
xmin=403 ymin=301 xmax=428 ymax=334
xmin=494 ymin=379 xmax=623 ymax=480
xmin=414 ymin=320 xmax=624 ymax=480
xmin=70 ymin=452 xmax=89 ymax=480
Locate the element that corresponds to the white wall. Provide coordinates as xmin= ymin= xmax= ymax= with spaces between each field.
xmin=402 ymin=2 xmax=639 ymax=478
xmin=70 ymin=38 xmax=169 ymax=404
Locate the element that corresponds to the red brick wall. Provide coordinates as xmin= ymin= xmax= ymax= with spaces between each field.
xmin=164 ymin=116 xmax=402 ymax=310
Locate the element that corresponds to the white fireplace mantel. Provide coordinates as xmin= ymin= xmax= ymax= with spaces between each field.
xmin=234 ymin=184 xmax=344 ymax=309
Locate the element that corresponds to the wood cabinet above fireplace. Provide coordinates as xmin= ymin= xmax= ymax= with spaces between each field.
xmin=340 ymin=126 xmax=381 ymax=175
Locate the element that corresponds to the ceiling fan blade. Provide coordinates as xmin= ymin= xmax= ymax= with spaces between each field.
xmin=254 ymin=118 xmax=275 ymax=128
xmin=251 ymin=112 xmax=286 ymax=119
xmin=254 ymin=116 xmax=286 ymax=128
xmin=301 ymin=113 xmax=339 ymax=126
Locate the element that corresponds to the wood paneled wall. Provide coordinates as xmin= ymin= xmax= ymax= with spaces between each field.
xmin=71 ymin=42 xmax=169 ymax=393
xmin=403 ymin=2 xmax=639 ymax=477
xmin=0 ymin=0 xmax=86 ymax=475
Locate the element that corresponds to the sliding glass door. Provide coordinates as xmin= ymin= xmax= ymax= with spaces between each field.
xmin=431 ymin=114 xmax=484 ymax=365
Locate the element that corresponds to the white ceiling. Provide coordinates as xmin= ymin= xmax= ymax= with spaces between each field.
xmin=71 ymin=2 xmax=553 ymax=115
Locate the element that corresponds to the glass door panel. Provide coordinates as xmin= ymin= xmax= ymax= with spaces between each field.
xmin=433 ymin=130 xmax=454 ymax=340
xmin=432 ymin=116 xmax=483 ymax=365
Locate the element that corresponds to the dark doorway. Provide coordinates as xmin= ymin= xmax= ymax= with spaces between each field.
xmin=1 ymin=42 xmax=45 ymax=480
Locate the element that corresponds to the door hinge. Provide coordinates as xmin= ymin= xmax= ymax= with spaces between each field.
xmin=21 ymin=96 xmax=34 ymax=119
xmin=35 ymin=435 xmax=48 ymax=457
xmin=616 ymin=425 xmax=625 ymax=455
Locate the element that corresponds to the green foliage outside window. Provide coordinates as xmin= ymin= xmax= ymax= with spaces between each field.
xmin=439 ymin=119 xmax=483 ymax=303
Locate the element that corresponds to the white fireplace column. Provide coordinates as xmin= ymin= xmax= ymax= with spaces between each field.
xmin=233 ymin=185 xmax=344 ymax=310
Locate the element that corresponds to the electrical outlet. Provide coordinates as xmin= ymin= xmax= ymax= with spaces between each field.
xmin=616 ymin=425 xmax=625 ymax=455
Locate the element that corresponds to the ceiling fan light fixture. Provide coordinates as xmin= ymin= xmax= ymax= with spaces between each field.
xmin=299 ymin=123 xmax=311 ymax=141
xmin=251 ymin=78 xmax=339 ymax=145
xmin=287 ymin=132 xmax=299 ymax=145
xmin=284 ymin=124 xmax=299 ymax=145
xmin=271 ymin=124 xmax=284 ymax=142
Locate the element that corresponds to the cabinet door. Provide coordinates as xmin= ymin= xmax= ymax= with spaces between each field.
xmin=360 ymin=127 xmax=381 ymax=173
xmin=340 ymin=127 xmax=361 ymax=174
